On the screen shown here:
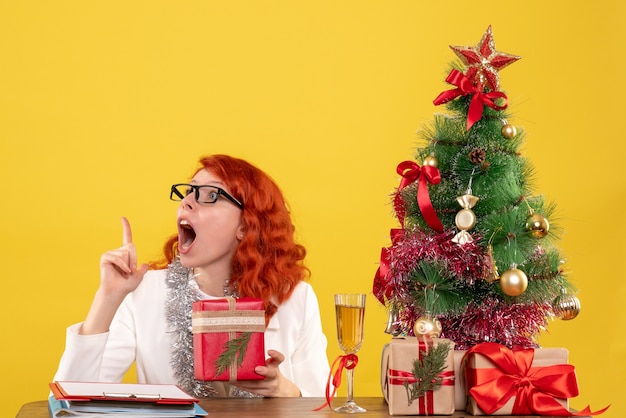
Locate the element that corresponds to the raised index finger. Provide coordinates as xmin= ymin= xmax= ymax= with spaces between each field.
xmin=121 ymin=216 xmax=133 ymax=246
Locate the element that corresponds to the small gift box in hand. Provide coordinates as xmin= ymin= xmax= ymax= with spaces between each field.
xmin=381 ymin=336 xmax=455 ymax=416
xmin=192 ymin=297 xmax=266 ymax=381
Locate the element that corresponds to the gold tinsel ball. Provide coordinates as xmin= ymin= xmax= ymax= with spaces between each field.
xmin=413 ymin=314 xmax=442 ymax=338
xmin=553 ymin=294 xmax=581 ymax=320
xmin=501 ymin=123 xmax=517 ymax=139
xmin=499 ymin=268 xmax=528 ymax=296
xmin=423 ymin=154 xmax=438 ymax=168
xmin=526 ymin=213 xmax=550 ymax=238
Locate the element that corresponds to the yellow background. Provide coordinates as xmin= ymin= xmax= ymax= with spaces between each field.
xmin=1 ymin=1 xmax=624 ymax=416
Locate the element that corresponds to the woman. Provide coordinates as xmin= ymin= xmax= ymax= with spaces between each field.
xmin=53 ymin=154 xmax=330 ymax=398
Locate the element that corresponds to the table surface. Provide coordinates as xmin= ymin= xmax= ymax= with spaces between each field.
xmin=16 ymin=397 xmax=562 ymax=417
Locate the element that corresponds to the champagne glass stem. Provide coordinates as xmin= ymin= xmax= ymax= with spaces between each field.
xmin=345 ymin=366 xmax=355 ymax=403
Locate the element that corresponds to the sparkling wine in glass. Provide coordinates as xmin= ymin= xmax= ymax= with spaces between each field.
xmin=334 ymin=293 xmax=366 ymax=413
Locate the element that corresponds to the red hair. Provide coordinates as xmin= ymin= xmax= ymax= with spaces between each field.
xmin=152 ymin=154 xmax=309 ymax=321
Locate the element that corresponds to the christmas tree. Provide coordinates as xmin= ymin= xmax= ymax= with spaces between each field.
xmin=373 ymin=26 xmax=581 ymax=350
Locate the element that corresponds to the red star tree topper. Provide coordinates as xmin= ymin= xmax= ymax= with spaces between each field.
xmin=450 ymin=25 xmax=520 ymax=91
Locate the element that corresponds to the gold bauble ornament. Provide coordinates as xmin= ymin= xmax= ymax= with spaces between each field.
xmin=499 ymin=268 xmax=528 ymax=296
xmin=423 ymin=154 xmax=438 ymax=168
xmin=413 ymin=312 xmax=442 ymax=338
xmin=552 ymin=293 xmax=581 ymax=320
xmin=526 ymin=213 xmax=550 ymax=238
xmin=501 ymin=123 xmax=517 ymax=139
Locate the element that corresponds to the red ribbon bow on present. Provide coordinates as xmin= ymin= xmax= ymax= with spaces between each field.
xmin=313 ymin=354 xmax=359 ymax=411
xmin=464 ymin=342 xmax=609 ymax=416
xmin=433 ymin=69 xmax=508 ymax=130
xmin=394 ymin=161 xmax=443 ymax=232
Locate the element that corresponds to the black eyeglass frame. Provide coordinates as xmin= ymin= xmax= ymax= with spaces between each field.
xmin=170 ymin=183 xmax=244 ymax=209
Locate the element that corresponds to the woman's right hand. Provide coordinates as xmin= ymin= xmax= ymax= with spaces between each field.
xmin=98 ymin=217 xmax=149 ymax=299
xmin=79 ymin=217 xmax=149 ymax=335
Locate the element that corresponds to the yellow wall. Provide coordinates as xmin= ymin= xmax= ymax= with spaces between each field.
xmin=2 ymin=1 xmax=624 ymax=416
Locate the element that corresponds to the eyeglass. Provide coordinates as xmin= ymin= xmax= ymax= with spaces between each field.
xmin=170 ymin=183 xmax=244 ymax=209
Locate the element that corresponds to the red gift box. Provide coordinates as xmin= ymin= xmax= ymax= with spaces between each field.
xmin=192 ymin=297 xmax=266 ymax=381
xmin=381 ymin=337 xmax=455 ymax=416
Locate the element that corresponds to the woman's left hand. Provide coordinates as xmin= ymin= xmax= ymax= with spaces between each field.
xmin=232 ymin=350 xmax=301 ymax=397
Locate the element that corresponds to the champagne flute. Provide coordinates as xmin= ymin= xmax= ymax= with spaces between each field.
xmin=334 ymin=293 xmax=366 ymax=413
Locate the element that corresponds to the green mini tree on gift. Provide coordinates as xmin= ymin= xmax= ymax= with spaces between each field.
xmin=373 ymin=26 xmax=580 ymax=349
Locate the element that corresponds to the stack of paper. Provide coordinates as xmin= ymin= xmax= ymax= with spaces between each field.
xmin=48 ymin=381 xmax=208 ymax=417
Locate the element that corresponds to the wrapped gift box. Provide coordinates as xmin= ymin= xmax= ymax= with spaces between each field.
xmin=381 ymin=337 xmax=455 ymax=416
xmin=192 ymin=297 xmax=266 ymax=381
xmin=464 ymin=343 xmax=573 ymax=415
xmin=453 ymin=349 xmax=467 ymax=411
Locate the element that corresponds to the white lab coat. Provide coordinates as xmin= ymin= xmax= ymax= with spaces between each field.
xmin=53 ymin=269 xmax=330 ymax=397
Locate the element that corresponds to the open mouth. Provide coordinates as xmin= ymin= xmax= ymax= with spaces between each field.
xmin=179 ymin=219 xmax=196 ymax=250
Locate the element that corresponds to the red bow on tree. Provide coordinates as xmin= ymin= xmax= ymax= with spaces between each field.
xmin=373 ymin=247 xmax=392 ymax=304
xmin=372 ymin=229 xmax=403 ymax=304
xmin=433 ymin=69 xmax=508 ymax=130
xmin=394 ymin=161 xmax=443 ymax=232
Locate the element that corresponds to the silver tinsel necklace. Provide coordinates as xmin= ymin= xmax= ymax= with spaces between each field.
xmin=165 ymin=259 xmax=256 ymax=398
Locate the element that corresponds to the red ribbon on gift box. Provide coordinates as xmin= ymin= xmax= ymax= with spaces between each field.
xmin=388 ymin=369 xmax=454 ymax=415
xmin=387 ymin=338 xmax=454 ymax=415
xmin=464 ymin=342 xmax=609 ymax=416
xmin=394 ymin=160 xmax=443 ymax=232
xmin=433 ymin=69 xmax=508 ymax=130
